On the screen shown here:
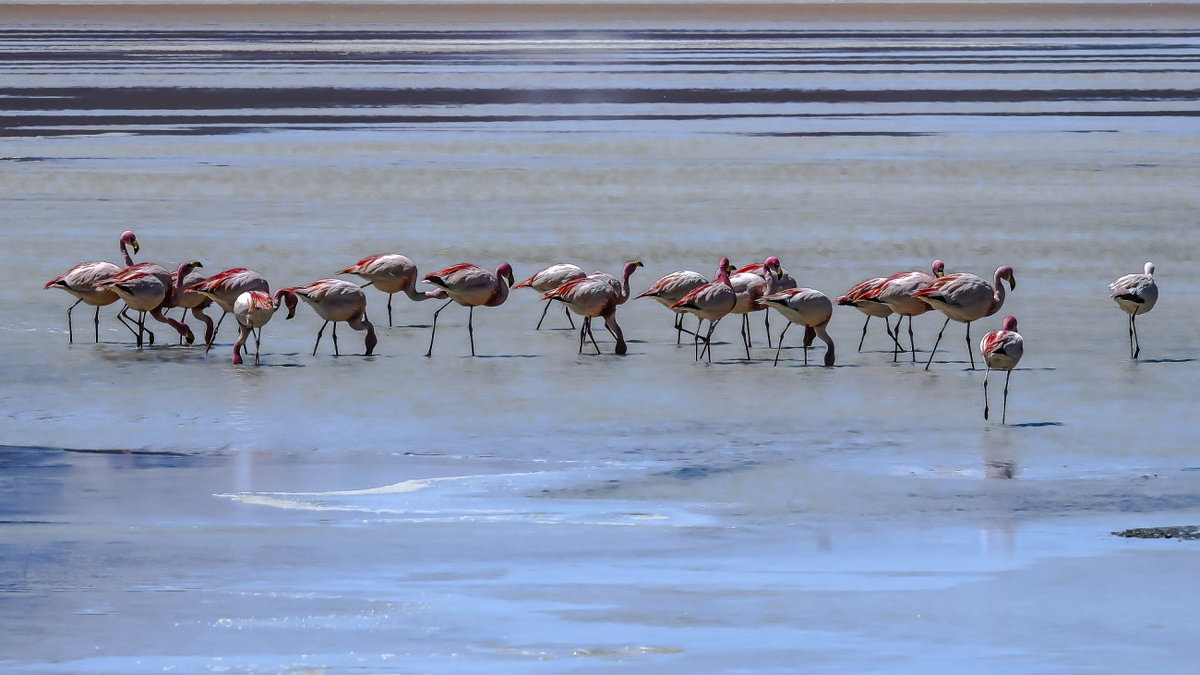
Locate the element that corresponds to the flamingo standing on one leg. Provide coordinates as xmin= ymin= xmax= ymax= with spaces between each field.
xmin=915 ymin=265 xmax=1016 ymax=370
xmin=758 ymin=288 xmax=836 ymax=367
xmin=1109 ymin=262 xmax=1158 ymax=359
xmin=860 ymin=259 xmax=945 ymax=362
xmin=670 ymin=258 xmax=737 ymax=363
xmin=231 ymin=289 xmax=297 ymax=365
xmin=185 ymin=268 xmax=270 ymax=352
xmin=837 ymin=277 xmax=900 ymax=353
xmin=513 ymin=263 xmax=586 ymax=330
xmin=338 ymin=254 xmax=446 ymax=328
xmin=97 ymin=261 xmax=201 ymax=349
xmin=44 ymin=230 xmax=140 ymax=343
xmin=540 ymin=262 xmax=642 ymax=356
xmin=283 ymin=279 xmax=377 ymax=357
xmin=634 ymin=269 xmax=708 ymax=344
xmin=422 ymin=262 xmax=515 ymax=357
xmin=980 ymin=316 xmax=1024 ymax=424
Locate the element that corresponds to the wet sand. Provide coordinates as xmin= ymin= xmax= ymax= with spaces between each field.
xmin=3 ymin=3 xmax=1200 ymax=672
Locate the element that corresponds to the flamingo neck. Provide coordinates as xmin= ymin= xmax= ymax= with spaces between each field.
xmin=989 ymin=267 xmax=1007 ymax=316
xmin=120 ymin=238 xmax=134 ymax=267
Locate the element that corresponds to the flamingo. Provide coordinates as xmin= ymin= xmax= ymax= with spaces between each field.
xmin=734 ymin=256 xmax=796 ymax=348
xmin=758 ymin=288 xmax=836 ymax=367
xmin=44 ymin=230 xmax=139 ymax=343
xmin=837 ymin=277 xmax=900 ymax=353
xmin=915 ymin=265 xmax=1016 ymax=370
xmin=171 ymin=268 xmax=215 ymax=346
xmin=185 ymin=268 xmax=270 ymax=352
xmin=283 ymin=279 xmax=377 ymax=357
xmin=859 ymin=259 xmax=946 ymax=362
xmin=97 ymin=261 xmax=201 ymax=349
xmin=422 ymin=262 xmax=515 ymax=357
xmin=512 ymin=263 xmax=586 ymax=329
xmin=980 ymin=316 xmax=1024 ymax=423
xmin=634 ymin=269 xmax=708 ymax=344
xmin=540 ymin=260 xmax=643 ymax=356
xmin=1109 ymin=262 xmax=1158 ymax=359
xmin=670 ymin=258 xmax=737 ymax=362
xmin=338 ymin=254 xmax=446 ymax=328
xmin=729 ymin=267 xmax=770 ymax=359
xmin=231 ymin=289 xmax=297 ymax=365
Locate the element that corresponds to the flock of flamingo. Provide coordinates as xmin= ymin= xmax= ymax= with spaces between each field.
xmin=44 ymin=231 xmax=1160 ymax=424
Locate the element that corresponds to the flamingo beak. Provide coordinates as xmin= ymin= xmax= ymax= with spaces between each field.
xmin=1008 ymin=273 xmax=1017 ymax=290
xmin=131 ymin=240 xmax=140 ymax=254
xmin=192 ymin=260 xmax=203 ymax=269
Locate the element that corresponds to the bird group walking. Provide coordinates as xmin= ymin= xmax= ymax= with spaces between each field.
xmin=46 ymin=231 xmax=1165 ymax=425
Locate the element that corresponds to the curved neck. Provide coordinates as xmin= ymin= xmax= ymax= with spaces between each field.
xmin=403 ymin=274 xmax=438 ymax=301
xmin=488 ymin=266 xmax=511 ymax=307
xmin=120 ymin=239 xmax=134 ymax=267
xmin=716 ymin=264 xmax=732 ymax=288
xmin=618 ymin=264 xmax=638 ymax=303
xmin=990 ymin=268 xmax=1007 ymax=316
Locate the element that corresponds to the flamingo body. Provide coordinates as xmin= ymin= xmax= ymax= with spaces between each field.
xmin=980 ymin=316 xmax=1024 ymax=423
xmin=285 ymin=279 xmax=376 ymax=357
xmin=1109 ymin=262 xmax=1157 ymax=359
xmin=759 ymin=288 xmax=836 ymax=367
xmin=44 ymin=230 xmax=139 ymax=343
xmin=540 ymin=262 xmax=640 ymax=355
xmin=422 ymin=263 xmax=515 ymax=356
xmin=339 ymin=253 xmax=444 ymax=327
xmin=671 ymin=258 xmax=736 ymax=362
xmin=915 ymin=265 xmax=1015 ymax=370
xmin=231 ymin=288 xmax=297 ymax=365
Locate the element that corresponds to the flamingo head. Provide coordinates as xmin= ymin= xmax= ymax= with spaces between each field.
xmin=622 ymin=260 xmax=644 ymax=279
xmin=998 ymin=265 xmax=1016 ymax=290
xmin=274 ymin=289 xmax=298 ymax=319
xmin=1001 ymin=316 xmax=1018 ymax=332
xmin=1144 ymin=261 xmax=1155 ymax=275
xmin=121 ymin=230 xmax=139 ymax=254
xmin=932 ymin=259 xmax=945 ymax=277
xmin=179 ymin=260 xmax=203 ymax=275
xmin=763 ymin=256 xmax=783 ymax=278
xmin=496 ymin=262 xmax=515 ymax=287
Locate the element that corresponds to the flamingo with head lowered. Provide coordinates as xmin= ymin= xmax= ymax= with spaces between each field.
xmin=541 ymin=261 xmax=642 ymax=355
xmin=857 ymin=259 xmax=945 ymax=362
xmin=422 ymin=262 xmax=515 ymax=357
xmin=758 ymin=287 xmax=835 ymax=367
xmin=635 ymin=269 xmax=708 ymax=344
xmin=44 ymin=230 xmax=140 ymax=344
xmin=186 ymin=268 xmax=270 ymax=352
xmin=284 ymin=279 xmax=377 ymax=357
xmin=915 ymin=265 xmax=1016 ymax=370
xmin=97 ymin=261 xmax=201 ymax=349
xmin=338 ymin=253 xmax=446 ymax=328
xmin=231 ymin=288 xmax=297 ymax=365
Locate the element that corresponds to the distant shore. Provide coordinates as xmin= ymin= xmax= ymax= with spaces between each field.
xmin=6 ymin=2 xmax=1200 ymax=26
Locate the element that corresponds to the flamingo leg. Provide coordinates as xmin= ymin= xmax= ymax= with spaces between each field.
xmin=740 ymin=314 xmax=751 ymax=359
xmin=983 ymin=367 xmax=991 ymax=420
xmin=765 ymin=311 xmax=773 ymax=349
xmin=577 ymin=317 xmax=587 ymax=353
xmin=924 ymin=317 xmax=951 ymax=370
xmin=586 ymin=318 xmax=601 ymax=355
xmin=857 ymin=315 xmax=869 ymax=352
xmin=908 ymin=315 xmax=917 ymax=363
xmin=674 ymin=312 xmax=683 ymax=345
xmin=62 ymin=298 xmax=83 ymax=344
xmin=332 ymin=321 xmax=340 ymax=356
xmin=424 ymin=298 xmax=454 ymax=357
xmin=536 ymin=299 xmax=553 ymax=330
xmin=1002 ymin=368 xmax=1012 ymax=424
xmin=116 ymin=308 xmax=141 ymax=342
xmin=773 ymin=323 xmax=791 ymax=366
xmin=693 ymin=319 xmax=702 ymax=360
xmin=387 ymin=293 xmax=394 ymax=328
xmin=701 ymin=319 xmax=721 ymax=363
xmin=467 ymin=306 xmax=476 ymax=356
xmin=92 ymin=304 xmax=102 ymax=343
xmin=255 ymin=326 xmax=262 ymax=365
xmin=206 ymin=310 xmax=228 ymax=353
xmin=136 ymin=311 xmax=147 ymax=349
xmin=313 ymin=320 xmax=328 ymax=356
xmin=888 ymin=316 xmax=906 ymax=355
xmin=1131 ymin=309 xmax=1142 ymax=359
xmin=965 ymin=321 xmax=976 ymax=370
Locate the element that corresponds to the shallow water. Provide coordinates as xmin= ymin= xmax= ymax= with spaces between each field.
xmin=3 ymin=5 xmax=1200 ymax=672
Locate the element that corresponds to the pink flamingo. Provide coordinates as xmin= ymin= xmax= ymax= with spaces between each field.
xmin=231 ymin=289 xmax=297 ymax=365
xmin=859 ymin=259 xmax=946 ymax=362
xmin=915 ymin=265 xmax=1016 ymax=370
xmin=97 ymin=261 xmax=201 ymax=349
xmin=734 ymin=256 xmax=795 ymax=348
xmin=837 ymin=277 xmax=900 ymax=353
xmin=670 ymin=258 xmax=737 ymax=362
xmin=513 ymin=263 xmax=586 ymax=329
xmin=283 ymin=279 xmax=377 ymax=357
xmin=338 ymin=254 xmax=446 ymax=328
xmin=44 ymin=230 xmax=139 ymax=343
xmin=185 ymin=268 xmax=270 ymax=352
xmin=1109 ymin=262 xmax=1158 ymax=359
xmin=171 ymin=268 xmax=215 ymax=346
xmin=422 ymin=262 xmax=515 ymax=357
xmin=980 ymin=316 xmax=1024 ymax=423
xmin=758 ymin=287 xmax=836 ymax=367
xmin=540 ymin=263 xmax=643 ymax=356
xmin=635 ymin=269 xmax=708 ymax=344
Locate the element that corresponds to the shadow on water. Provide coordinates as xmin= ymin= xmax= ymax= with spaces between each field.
xmin=1139 ymin=358 xmax=1197 ymax=364
xmin=1009 ymin=421 xmax=1066 ymax=428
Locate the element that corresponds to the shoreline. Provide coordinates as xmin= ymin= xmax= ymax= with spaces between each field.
xmin=5 ymin=3 xmax=1200 ymax=25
